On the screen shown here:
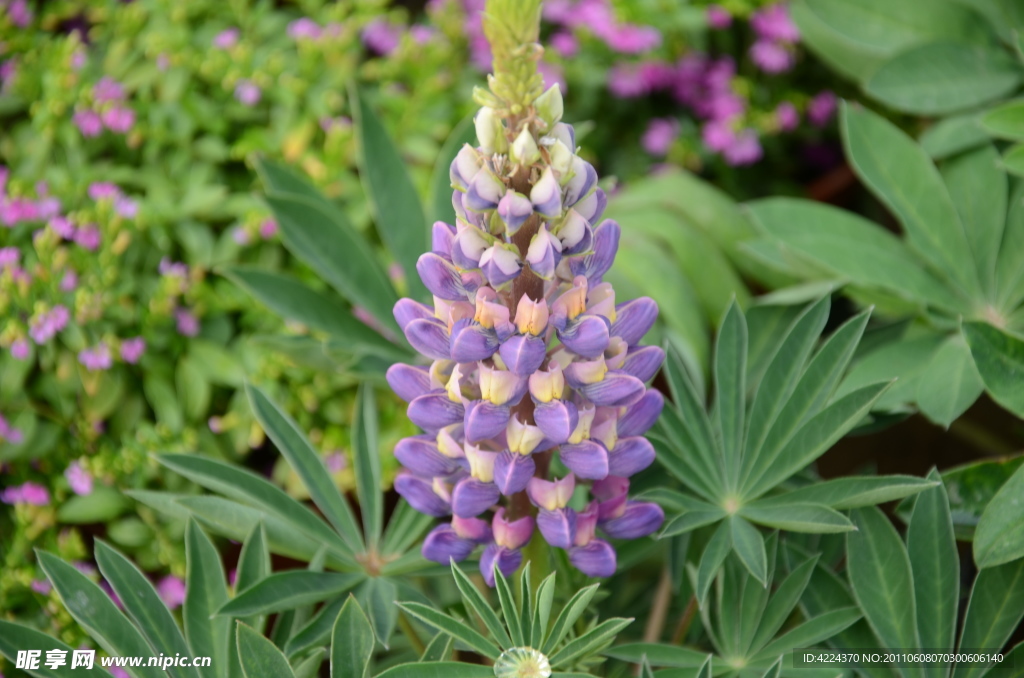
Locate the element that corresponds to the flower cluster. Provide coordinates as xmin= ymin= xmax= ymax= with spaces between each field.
xmin=748 ymin=4 xmax=801 ymax=74
xmin=73 ymin=77 xmax=136 ymax=138
xmin=388 ymin=1 xmax=664 ymax=584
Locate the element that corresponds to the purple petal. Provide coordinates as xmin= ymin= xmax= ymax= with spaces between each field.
xmin=558 ymin=315 xmax=611 ymax=358
xmin=404 ymin=318 xmax=451 ymax=361
xmin=395 ymin=473 xmax=451 ymax=517
xmin=611 ymin=297 xmax=659 ymax=345
xmin=394 ymin=299 xmax=435 ymax=331
xmin=452 ymin=477 xmax=500 ymax=517
xmin=559 ymin=440 xmax=609 ymax=480
xmin=386 ymin=364 xmax=433 ymax=403
xmin=580 ymin=371 xmax=646 ymax=407
xmin=537 ymin=508 xmax=577 ymax=549
xmin=422 ymin=523 xmax=477 ymax=563
xmin=453 ymin=515 xmax=493 ymax=542
xmin=493 ymin=451 xmax=536 ymax=495
xmin=432 ymin=221 xmax=456 ymax=256
xmin=408 ymin=392 xmax=465 ymax=432
xmin=450 ymin=319 xmax=500 ymax=362
xmin=617 ymin=389 xmax=664 ymax=436
xmin=530 ymin=167 xmax=563 ymax=218
xmin=450 ymin=144 xmax=481 ymax=190
xmin=620 ymin=345 xmax=665 ymax=382
xmin=557 ymin=210 xmax=594 ymax=256
xmin=573 ymin=187 xmax=607 ymax=224
xmin=395 ymin=435 xmax=462 ymax=477
xmin=497 ymin=190 xmax=533 ymax=233
xmin=600 ymin=501 xmax=664 ymax=539
xmin=480 ymin=544 xmax=523 ymax=587
xmin=463 ymin=400 xmax=513 ymax=443
xmin=569 ymin=219 xmax=619 ymax=281
xmin=551 ymin=122 xmax=576 ymax=149
xmin=466 ymin=168 xmax=505 ymax=212
xmin=564 ymin=158 xmax=597 ymax=207
xmin=417 ymin=253 xmax=468 ymax=301
xmin=607 ymin=436 xmax=656 ymax=477
xmin=533 ymin=399 xmax=579 ymax=444
xmin=493 ymin=508 xmax=535 ymax=549
xmin=569 ymin=540 xmax=617 ymax=578
xmin=525 ymin=225 xmax=562 ymax=280
xmin=499 ymin=334 xmax=547 ymax=376
xmin=480 ymin=245 xmax=522 ymax=287
xmin=451 ymin=223 xmax=491 ymax=269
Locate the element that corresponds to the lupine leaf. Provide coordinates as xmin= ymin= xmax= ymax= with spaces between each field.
xmin=660 ymin=349 xmax=724 ymax=497
xmin=995 ymin=180 xmax=1024 ymax=311
xmin=603 ymin=643 xmax=709 ymax=667
xmin=374 ymin=663 xmax=493 ymax=678
xmin=748 ymin=555 xmax=819 ymax=655
xmin=518 ymin=563 xmax=533 ymax=647
xmin=921 ymin=113 xmax=989 ymax=160
xmin=790 ymin=0 xmax=887 ymax=83
xmin=982 ymin=100 xmax=1024 ymax=141
xmin=737 ymin=534 xmax=779 ymax=656
xmin=915 ymin=334 xmax=984 ymax=427
xmin=396 ymin=602 xmax=502 ymax=659
xmin=331 ymin=595 xmax=375 ymax=678
xmin=712 ymin=301 xmax=747 ymax=489
xmin=846 ymin=507 xmax=919 ymax=651
xmin=352 ymin=84 xmax=429 ymax=302
xmin=184 ymin=519 xmax=230 ymax=678
xmin=294 ymin=649 xmax=326 ymax=678
xmin=381 ymin=500 xmax=436 ymax=558
xmin=236 ymin=623 xmax=296 ymax=678
xmin=493 ymin=566 xmax=524 ymax=646
xmin=357 ymin=577 xmax=399 ymax=649
xmin=659 ymin=507 xmax=727 ymax=537
xmin=952 ymin=559 xmax=1024 ymax=678
xmin=420 ymin=633 xmax=454 ymax=662
xmin=973 ymin=461 xmax=1024 ymax=568
xmin=542 ymin=584 xmax=600 ymax=655
xmin=218 ymin=572 xmax=363 ymax=617
xmin=246 ymin=385 xmax=363 ymax=551
xmin=0 ymin=621 xmax=97 ymax=678
xmin=751 ymin=475 xmax=937 ymax=510
xmin=450 ymin=563 xmax=513 ymax=649
xmin=234 ymin=521 xmax=270 ymax=638
xmin=285 ymin=597 xmax=346 ymax=657
xmin=963 ymin=321 xmax=1024 ymax=419
xmin=653 ymin=418 xmax=720 ymax=503
xmin=729 ymin=516 xmax=767 ymax=585
xmin=751 ymin=607 xmax=861 ymax=661
xmin=352 ymin=384 xmax=383 ymax=549
xmin=532 ymin=572 xmax=557 ymax=650
xmin=696 ymin=521 xmax=732 ymax=607
xmin=548 ymin=617 xmax=634 ymax=668
xmin=741 ymin=502 xmax=854 ymax=533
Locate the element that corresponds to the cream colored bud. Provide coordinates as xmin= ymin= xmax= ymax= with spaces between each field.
xmin=509 ymin=127 xmax=540 ymax=165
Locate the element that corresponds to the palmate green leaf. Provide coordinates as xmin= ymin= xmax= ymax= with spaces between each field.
xmin=654 ymin=413 xmax=721 ymax=504
xmin=713 ymin=301 xmax=747 ymax=489
xmin=603 ymin=643 xmax=709 ymax=668
xmin=381 ymin=499 xmax=436 ymax=558
xmin=748 ymin=555 xmax=819 ymax=656
xmin=518 ymin=564 xmax=533 ymax=647
xmin=834 ymin=333 xmax=946 ymax=413
xmin=218 ymin=572 xmax=363 ymax=617
xmin=921 ymin=113 xmax=989 ymax=160
xmin=658 ymin=504 xmax=726 ymax=537
xmin=963 ymin=321 xmax=1024 ymax=418
xmin=1001 ymin=143 xmax=1024 ymax=179
xmin=982 ymin=99 xmax=1024 ymax=141
xmin=247 ymin=385 xmax=363 ymax=551
xmin=157 ymin=454 xmax=354 ymax=560
xmin=0 ymin=621 xmax=91 ymax=678
xmin=37 ymin=551 xmax=165 ymax=678
xmin=331 ymin=595 xmax=375 ymax=678
xmin=953 ymin=559 xmax=1024 ymax=678
xmin=865 ymin=42 xmax=1021 ymax=115
xmin=352 ymin=384 xmax=383 ymax=550
xmin=846 ymin=508 xmax=920 ymax=652
xmin=450 ymin=562 xmax=513 ymax=649
xmin=729 ymin=515 xmax=767 ymax=585
xmin=995 ymin=179 xmax=1024 ymax=311
xmin=736 ymin=534 xmax=779 ymax=657
xmin=420 ymin=633 xmax=455 ymax=662
xmin=973 ymin=461 xmax=1024 ymax=568
xmin=294 ymin=649 xmax=326 ymax=678
xmin=285 ymin=597 xmax=346 ymax=657
xmin=356 ymin=577 xmax=399 ymax=649
xmin=740 ymin=502 xmax=854 ymax=533
xmin=396 ymin=602 xmax=502 ymax=659
xmin=841 ymin=103 xmax=981 ymax=299
xmin=547 ymin=617 xmax=634 ymax=668
xmin=375 ymin=663 xmax=493 ymax=678
xmin=915 ymin=333 xmax=984 ymax=427
xmin=351 ymin=84 xmax=428 ymax=302
xmin=234 ymin=521 xmax=270 ymax=643
xmin=906 ymin=470 xmax=958 ymax=678
xmin=184 ymin=521 xmax=230 ymax=678
xmin=532 ymin=572 xmax=556 ymax=649
xmin=751 ymin=606 xmax=862 ymax=662
xmin=493 ymin=563 xmax=524 ymax=646
xmin=754 ymin=475 xmax=937 ymax=510
xmin=791 ymin=0 xmax=888 ymax=83
xmin=541 ymin=583 xmax=600 ymax=655
xmin=696 ymin=521 xmax=732 ymax=607
xmin=429 ymin=116 xmax=475 ymax=227
xmin=236 ymin=623 xmax=296 ymax=678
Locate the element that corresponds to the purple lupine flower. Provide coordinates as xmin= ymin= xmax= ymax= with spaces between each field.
xmin=388 ymin=30 xmax=663 ymax=582
xmin=65 ymin=462 xmax=93 ymax=496
xmin=1 ymin=482 xmax=49 ymax=505
xmin=120 ymin=336 xmax=145 ymax=363
xmin=808 ymin=91 xmax=838 ymax=127
xmin=175 ymin=308 xmax=200 ymax=336
xmin=73 ymin=110 xmax=103 ymax=137
xmin=234 ymin=80 xmax=261 ymax=106
xmin=707 ymin=5 xmax=732 ymax=29
xmin=79 ymin=343 xmax=112 ymax=371
xmin=157 ymin=575 xmax=186 ymax=609
xmin=363 ymin=19 xmax=403 ymax=54
xmin=641 ymin=118 xmax=679 ymax=156
xmin=213 ymin=28 xmax=240 ymax=49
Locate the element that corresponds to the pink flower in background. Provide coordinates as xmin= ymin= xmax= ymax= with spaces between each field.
xmin=750 ymin=39 xmax=794 ymax=73
xmin=0 ymin=413 xmax=24 ymax=444
xmin=120 ymin=336 xmax=146 ymax=364
xmin=157 ymin=575 xmax=186 ymax=609
xmin=73 ymin=110 xmax=103 ymax=137
xmin=213 ymin=28 xmax=240 ymax=49
xmin=101 ymin=106 xmax=135 ymax=133
xmin=74 ymin=224 xmax=101 ymax=251
xmin=550 ymin=31 xmax=578 ymax=58
xmin=73 ymin=562 xmax=97 ymax=577
xmin=110 ymin=668 xmax=131 ymax=678
xmin=99 ymin=581 xmax=123 ymax=609
xmin=29 ymin=305 xmax=69 ymax=344
xmin=0 ymin=246 xmax=17 ymax=268
xmin=93 ymin=77 xmax=125 ymax=103
xmin=775 ymin=102 xmax=799 ymax=131
xmin=65 ymin=462 xmax=93 ymax=496
xmin=259 ymin=219 xmax=278 ymax=239
xmin=31 ymin=579 xmax=52 ymax=595
xmin=325 ymin=451 xmax=347 ymax=472
xmin=79 ymin=343 xmax=113 ymax=372
xmin=363 ymin=19 xmax=402 ymax=54
xmin=5 ymin=0 xmax=32 ymax=27
xmin=751 ymin=3 xmax=800 ymax=43
xmin=61 ymin=270 xmax=78 ymax=291
xmin=208 ymin=416 xmax=223 ymax=433
xmin=319 ymin=116 xmax=351 ymax=133
xmin=232 ymin=227 xmax=251 ymax=245
xmin=71 ymin=49 xmax=87 ymax=70
xmin=115 ymin=196 xmax=138 ymax=218
xmin=604 ymin=23 xmax=661 ymax=54
xmin=0 ymin=58 xmax=16 ymax=90
xmin=10 ymin=339 xmax=30 ymax=360
xmin=538 ymin=61 xmax=566 ymax=94
xmin=156 ymin=53 xmax=170 ymax=71
xmin=159 ymin=258 xmax=189 ymax=278
xmin=702 ymin=118 xmax=736 ymax=152
xmin=234 ymin=79 xmax=261 ymax=106
xmin=607 ymin=63 xmax=648 ymax=98
xmin=176 ymin=309 xmax=200 ymax=337
xmin=88 ymin=182 xmax=120 ymax=200
xmin=638 ymin=61 xmax=676 ymax=91
xmin=707 ymin=5 xmax=732 ymax=29
xmin=642 ymin=118 xmax=680 ymax=156
xmin=410 ymin=25 xmax=435 ymax=44
xmin=287 ymin=18 xmax=322 ymax=40
xmin=808 ymin=90 xmax=837 ymax=127
xmin=723 ymin=129 xmax=763 ymax=166
xmin=1 ymin=482 xmax=49 ymax=505
xmin=50 ymin=216 xmax=75 ymax=239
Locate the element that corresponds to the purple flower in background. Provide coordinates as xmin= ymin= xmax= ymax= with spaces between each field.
xmin=707 ymin=5 xmax=732 ymax=29
xmin=363 ymin=19 xmax=402 ymax=55
xmin=234 ymin=79 xmax=261 ymax=106
xmin=156 ymin=53 xmax=170 ymax=71
xmin=550 ymin=31 xmax=578 ymax=58
xmin=808 ymin=91 xmax=837 ymax=127
xmin=702 ymin=118 xmax=736 ymax=152
xmin=538 ymin=62 xmax=567 ymax=94
xmin=74 ymin=224 xmax=101 ymax=251
xmin=31 ymin=579 xmax=52 ymax=595
xmin=120 ymin=336 xmax=146 ymax=364
xmin=0 ymin=246 xmax=17 ymax=268
xmin=65 ymin=462 xmax=93 ymax=496
xmin=603 ymin=23 xmax=661 ymax=54
xmin=1 ymin=482 xmax=49 ymax=505
xmin=79 ymin=343 xmax=113 ymax=372
xmin=0 ymin=58 xmax=16 ymax=90
xmin=93 ymin=77 xmax=125 ymax=103
xmin=5 ymin=0 xmax=32 ymax=27
xmin=60 ymin=270 xmax=78 ymax=291
xmin=157 ymin=575 xmax=186 ymax=609
xmin=110 ymin=668 xmax=131 ymax=678
xmin=641 ymin=118 xmax=679 ymax=156
xmin=115 ymin=196 xmax=138 ymax=218
xmin=287 ymin=18 xmax=322 ymax=41
xmin=775 ymin=101 xmax=799 ymax=131
xmin=159 ymin=257 xmax=189 ymax=278
xmin=325 ymin=451 xmax=347 ymax=472
xmin=259 ymin=219 xmax=278 ymax=239
xmin=101 ymin=106 xmax=135 ymax=133
xmin=88 ymin=182 xmax=120 ymax=201
xmin=0 ymin=413 xmax=24 ymax=444
xmin=751 ymin=3 xmax=800 ymax=43
xmin=29 ymin=305 xmax=70 ymax=344
xmin=232 ymin=226 xmax=251 ymax=245
xmin=176 ymin=308 xmax=200 ymax=337
xmin=723 ymin=129 xmax=763 ymax=166
xmin=71 ymin=49 xmax=87 ymax=70
xmin=10 ymin=339 xmax=30 ymax=360
xmin=213 ymin=28 xmax=240 ymax=49
xmin=73 ymin=110 xmax=103 ymax=137
xmin=50 ymin=216 xmax=75 ymax=239
xmin=607 ymin=64 xmax=649 ymax=98
xmin=750 ymin=39 xmax=794 ymax=73
xmin=410 ymin=25 xmax=435 ymax=44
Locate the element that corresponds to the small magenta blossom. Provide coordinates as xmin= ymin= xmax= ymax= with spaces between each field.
xmin=120 ymin=336 xmax=146 ymax=363
xmin=157 ymin=575 xmax=186 ymax=609
xmin=748 ymin=3 xmax=799 ymax=74
xmin=1 ymin=482 xmax=49 ymax=505
xmin=287 ymin=18 xmax=322 ymax=41
xmin=388 ymin=2 xmax=664 ymax=583
xmin=550 ymin=32 xmax=578 ymax=58
xmin=176 ymin=308 xmax=200 ymax=336
xmin=775 ymin=101 xmax=799 ymax=131
xmin=259 ymin=218 xmax=278 ymax=239
xmin=808 ymin=90 xmax=838 ymax=127
xmin=30 ymin=579 xmax=52 ymax=595
xmin=10 ymin=339 xmax=30 ymax=360
xmin=73 ymin=109 xmax=103 ymax=137
xmin=641 ymin=118 xmax=679 ymax=156
xmin=65 ymin=462 xmax=93 ymax=496
xmin=363 ymin=19 xmax=403 ymax=55
xmin=4 ymin=0 xmax=32 ymax=27
xmin=29 ymin=305 xmax=69 ymax=344
xmin=73 ymin=224 xmax=101 ymax=250
xmin=79 ymin=343 xmax=113 ymax=371
xmin=0 ymin=413 xmax=24 ymax=444
xmin=60 ymin=270 xmax=78 ymax=292
xmin=234 ymin=79 xmax=261 ymax=106
xmin=706 ymin=5 xmax=732 ymax=29
xmin=213 ymin=28 xmax=240 ymax=49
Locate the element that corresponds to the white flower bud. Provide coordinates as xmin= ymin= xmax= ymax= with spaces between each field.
xmin=509 ymin=127 xmax=540 ymax=165
xmin=474 ymin=107 xmax=507 ymax=154
xmin=548 ymin=140 xmax=573 ymax=178
xmin=533 ymin=84 xmax=563 ymax=128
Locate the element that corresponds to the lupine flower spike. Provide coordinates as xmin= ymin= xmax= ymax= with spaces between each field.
xmin=388 ymin=0 xmax=664 ymax=584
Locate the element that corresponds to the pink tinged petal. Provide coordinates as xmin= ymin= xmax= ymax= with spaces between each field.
xmin=452 ymin=221 xmax=491 ymax=269
xmin=555 ymin=209 xmax=594 ymax=255
xmin=569 ymin=540 xmax=617 ymax=577
xmin=527 ymin=474 xmax=575 ymax=511
xmin=533 ymin=399 xmax=579 ymax=445
xmin=497 ymin=190 xmax=533 ymax=234
xmin=450 ymin=319 xmax=500 ymax=362
xmin=422 ymin=523 xmax=477 ymax=563
xmin=395 ymin=435 xmax=463 ymax=477
xmin=529 ymin=363 xmax=566 ymax=403
xmin=499 ymin=334 xmax=547 ymax=376
xmin=574 ymin=502 xmax=600 ymax=546
xmin=452 ymin=477 xmax=500 ymax=517
xmin=408 ymin=392 xmax=465 ymax=432
xmin=559 ymin=315 xmax=611 ymax=358
xmin=564 ymin=157 xmax=597 ymax=207
xmin=479 ymin=244 xmax=522 ymax=287
xmin=621 ymin=345 xmax=665 ymax=382
xmin=608 ymin=436 xmax=656 ymax=477
xmin=514 ymin=295 xmax=549 ymax=336
xmin=530 ymin=167 xmax=563 ymax=218
xmin=593 ymin=475 xmax=629 ymax=501
xmin=387 ymin=364 xmax=434 ymax=403
xmin=581 ymin=371 xmax=646 ymax=407
xmin=572 ymin=188 xmax=606 ymax=224
xmin=480 ymin=544 xmax=523 ymax=586
xmin=404 ymin=318 xmax=451 ymax=360
xmin=600 ymin=501 xmax=664 ymax=539
xmin=465 ymin=168 xmax=506 ymax=212
xmin=432 ymin=221 xmax=456 ymax=255
xmin=395 ymin=473 xmax=452 ymax=517
xmin=453 ymin=514 xmax=492 ymax=542
xmin=493 ymin=451 xmax=536 ymax=495
xmin=606 ymin=341 xmax=630 ymax=373
xmin=463 ymin=400 xmax=512 ymax=443
xmin=618 ymin=389 xmax=665 ymax=437
xmin=493 ymin=508 xmax=535 ymax=549
xmin=586 ymin=282 xmax=617 ymax=322
xmin=525 ymin=225 xmax=562 ymax=280
xmin=450 ymin=144 xmax=483 ymax=190
xmin=569 ymin=219 xmax=619 ymax=281
xmin=417 ymin=253 xmax=468 ymax=301
xmin=559 ymin=440 xmax=610 ymax=480
xmin=611 ymin=297 xmax=659 ymax=345
xmin=537 ymin=508 xmax=577 ymax=548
